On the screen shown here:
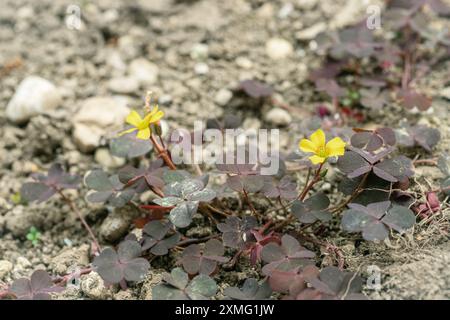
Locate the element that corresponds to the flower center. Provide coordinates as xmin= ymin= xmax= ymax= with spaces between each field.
xmin=137 ymin=120 xmax=148 ymax=130
xmin=316 ymin=146 xmax=327 ymax=158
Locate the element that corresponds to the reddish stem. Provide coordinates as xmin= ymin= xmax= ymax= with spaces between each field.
xmin=242 ymin=189 xmax=258 ymax=217
xmin=58 ymin=191 xmax=101 ymax=253
xmin=299 ymin=163 xmax=324 ymax=201
xmin=150 ymin=135 xmax=177 ymax=170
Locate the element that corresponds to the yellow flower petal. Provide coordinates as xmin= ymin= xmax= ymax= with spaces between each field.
xmin=150 ymin=110 xmax=164 ymax=123
xmin=309 ymin=129 xmax=326 ymax=148
xmin=326 ymin=137 xmax=346 ymax=157
xmin=299 ymin=139 xmax=317 ymax=153
xmin=126 ymin=110 xmax=143 ymax=127
xmin=118 ymin=127 xmax=138 ymax=136
xmin=136 ymin=127 xmax=151 ymax=140
xmin=309 ymin=155 xmax=326 ymax=165
xmin=142 ymin=105 xmax=159 ymax=121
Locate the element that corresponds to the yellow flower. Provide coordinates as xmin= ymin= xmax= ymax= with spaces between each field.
xmin=119 ymin=106 xmax=164 ymax=140
xmin=299 ymin=129 xmax=346 ymax=165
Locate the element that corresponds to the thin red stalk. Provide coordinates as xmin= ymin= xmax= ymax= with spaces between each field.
xmin=299 ymin=163 xmax=324 ymax=201
xmin=176 ymin=234 xmax=219 ymax=247
xmin=242 ymin=189 xmax=258 ymax=217
xmin=54 ymin=267 xmax=93 ymax=286
xmin=150 ymin=135 xmax=177 ymax=170
xmin=58 ymin=190 xmax=101 ymax=253
xmin=331 ymin=172 xmax=370 ymax=213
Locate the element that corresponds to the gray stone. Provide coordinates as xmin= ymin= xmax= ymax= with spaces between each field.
xmin=108 ymin=77 xmax=139 ymax=94
xmin=235 ymin=57 xmax=253 ymax=69
xmin=158 ymin=94 xmax=172 ymax=105
xmin=194 ymin=62 xmax=209 ymax=75
xmin=264 ymin=108 xmax=292 ymax=126
xmin=118 ymin=35 xmax=140 ymax=61
xmin=278 ymin=3 xmax=294 ymax=19
xmin=128 ymin=58 xmax=159 ymax=86
xmin=106 ymin=50 xmax=127 ymax=74
xmin=95 ymin=148 xmax=126 ymax=168
xmin=99 ymin=206 xmax=139 ymax=243
xmin=214 ymin=89 xmax=233 ymax=106
xmin=330 ymin=0 xmax=378 ymax=29
xmin=6 ymin=76 xmax=61 ymax=123
xmin=72 ymin=97 xmax=130 ymax=153
xmin=243 ymin=117 xmax=262 ymax=131
xmin=296 ymin=22 xmax=327 ymax=40
xmin=265 ymin=38 xmax=293 ymax=60
xmin=99 ymin=214 xmax=130 ymax=243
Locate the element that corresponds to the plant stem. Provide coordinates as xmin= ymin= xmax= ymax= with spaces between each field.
xmin=150 ymin=135 xmax=177 ymax=170
xmin=269 ymin=216 xmax=295 ymax=232
xmin=402 ymin=51 xmax=411 ymax=90
xmin=54 ymin=267 xmax=93 ymax=286
xmin=270 ymin=164 xmax=325 ymax=233
xmin=58 ymin=190 xmax=101 ymax=253
xmin=299 ymin=163 xmax=324 ymax=200
xmin=331 ymin=172 xmax=369 ymax=213
xmin=413 ymin=158 xmax=438 ymax=166
xmin=242 ymin=189 xmax=258 ymax=217
xmin=176 ymin=234 xmax=218 ymax=247
xmin=278 ymin=197 xmax=289 ymax=215
xmin=205 ymin=204 xmax=230 ymax=217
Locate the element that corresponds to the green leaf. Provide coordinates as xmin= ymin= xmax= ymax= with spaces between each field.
xmin=186 ymin=274 xmax=218 ymax=300
xmin=84 ymin=170 xmax=113 ymax=191
xmin=382 ymin=205 xmax=415 ymax=233
xmin=341 ymin=209 xmax=374 ymax=232
xmin=163 ymin=170 xmax=191 ymax=184
xmin=362 ymin=222 xmax=389 ymax=241
xmin=152 ymin=285 xmax=188 ymax=300
xmin=169 ymin=202 xmax=198 ymax=228
xmin=110 ymin=133 xmax=152 ymax=158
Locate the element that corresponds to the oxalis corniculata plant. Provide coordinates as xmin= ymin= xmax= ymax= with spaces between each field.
xmin=2 ymin=2 xmax=450 ymax=301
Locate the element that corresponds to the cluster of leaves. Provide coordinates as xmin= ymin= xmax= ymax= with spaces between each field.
xmin=268 ymin=265 xmax=366 ymax=300
xmin=154 ymin=177 xmax=216 ymax=228
xmin=396 ymin=124 xmax=441 ymax=152
xmin=181 ymin=239 xmax=229 ymax=276
xmin=141 ymin=220 xmax=180 ymax=255
xmin=93 ymin=240 xmax=150 ymax=284
xmin=310 ymin=0 xmax=450 ymax=113
xmin=341 ymin=201 xmax=416 ymax=241
xmin=338 ymin=128 xmax=414 ymax=187
xmin=21 ymin=163 xmax=80 ymax=203
xmin=261 ymin=235 xmax=315 ymax=276
xmin=217 ymin=216 xmax=258 ymax=249
xmin=6 ymin=270 xmax=63 ymax=300
xmin=84 ymin=170 xmax=136 ymax=207
xmin=291 ymin=193 xmax=332 ymax=224
xmin=224 ymin=278 xmax=272 ymax=300
xmin=152 ymin=268 xmax=217 ymax=300
xmin=26 ymin=227 xmax=41 ymax=246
